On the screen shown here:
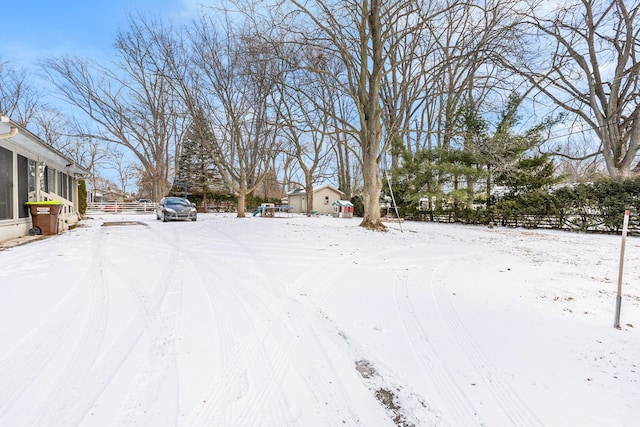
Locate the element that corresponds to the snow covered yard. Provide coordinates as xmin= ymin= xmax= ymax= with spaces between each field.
xmin=0 ymin=213 xmax=638 ymax=426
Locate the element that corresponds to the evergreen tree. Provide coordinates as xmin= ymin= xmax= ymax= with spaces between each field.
xmin=77 ymin=179 xmax=87 ymax=216
xmin=390 ymin=93 xmax=561 ymax=218
xmin=493 ymin=153 xmax=561 ymax=226
xmin=173 ymin=115 xmax=221 ymax=209
xmin=495 ymin=153 xmax=559 ymax=196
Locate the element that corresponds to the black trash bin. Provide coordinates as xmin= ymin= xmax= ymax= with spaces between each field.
xmin=26 ymin=201 xmax=63 ymax=235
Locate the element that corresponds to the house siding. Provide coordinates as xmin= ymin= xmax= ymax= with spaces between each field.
xmin=287 ymin=185 xmax=346 ymax=215
xmin=0 ymin=119 xmax=89 ymax=243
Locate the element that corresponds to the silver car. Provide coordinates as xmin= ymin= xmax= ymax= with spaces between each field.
xmin=156 ymin=197 xmax=197 ymax=222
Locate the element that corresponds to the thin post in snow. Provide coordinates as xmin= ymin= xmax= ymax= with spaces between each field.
xmin=614 ymin=209 xmax=630 ymax=329
xmin=385 ymin=171 xmax=403 ymax=233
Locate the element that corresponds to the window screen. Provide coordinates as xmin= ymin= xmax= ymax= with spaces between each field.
xmin=17 ymin=154 xmax=29 ymax=218
xmin=0 ymin=146 xmax=13 ymax=220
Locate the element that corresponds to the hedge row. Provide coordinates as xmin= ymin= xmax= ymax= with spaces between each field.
xmin=408 ymin=177 xmax=640 ymax=235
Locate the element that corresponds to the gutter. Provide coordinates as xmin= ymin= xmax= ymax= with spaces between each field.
xmin=0 ymin=116 xmax=18 ymax=140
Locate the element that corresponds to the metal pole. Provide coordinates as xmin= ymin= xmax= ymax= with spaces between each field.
xmin=385 ymin=171 xmax=403 ymax=233
xmin=614 ymin=209 xmax=630 ymax=329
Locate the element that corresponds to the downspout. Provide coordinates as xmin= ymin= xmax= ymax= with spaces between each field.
xmin=0 ymin=116 xmax=18 ymax=139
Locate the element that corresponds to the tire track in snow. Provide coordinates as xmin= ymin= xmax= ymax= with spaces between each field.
xmin=180 ymin=236 xmax=302 ymax=425
xmin=394 ymin=272 xmax=482 ymax=426
xmin=28 ymin=222 xmax=182 ymax=426
xmin=181 ymin=303 xmax=289 ymax=425
xmin=108 ymin=224 xmax=184 ymax=426
xmin=26 ymin=227 xmax=110 ymax=426
xmin=231 ymin=332 xmax=294 ymax=426
xmin=0 ymin=292 xmax=90 ymax=420
xmin=110 ymin=258 xmax=183 ymax=425
xmin=184 ymin=222 xmax=361 ymax=425
xmin=223 ymin=227 xmax=444 ymax=425
xmin=216 ymin=225 xmax=361 ymax=423
xmin=0 ymin=229 xmax=104 ymax=421
xmin=296 ymin=238 xmax=432 ymax=310
xmin=178 ymin=231 xmax=277 ymax=372
xmin=180 ymin=229 xmax=264 ymax=373
xmin=177 ymin=220 xmax=299 ymax=422
xmin=179 ymin=249 xmax=288 ymax=426
xmin=266 ymin=231 xmax=446 ymax=425
xmin=431 ymin=257 xmax=544 ymax=427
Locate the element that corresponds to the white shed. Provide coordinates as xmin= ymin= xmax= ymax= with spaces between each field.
xmin=287 ymin=185 xmax=346 ymax=215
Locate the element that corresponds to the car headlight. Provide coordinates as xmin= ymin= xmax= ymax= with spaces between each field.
xmin=165 ymin=208 xmax=176 ymax=213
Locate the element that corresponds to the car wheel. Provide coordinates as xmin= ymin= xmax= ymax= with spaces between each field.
xmin=162 ymin=212 xmax=169 ymax=222
xmin=192 ymin=218 xmax=197 ymax=222
xmin=156 ymin=213 xmax=161 ymax=220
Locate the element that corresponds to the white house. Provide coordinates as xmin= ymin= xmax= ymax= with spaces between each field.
xmin=0 ymin=116 xmax=89 ymax=243
xmin=287 ymin=185 xmax=346 ymax=215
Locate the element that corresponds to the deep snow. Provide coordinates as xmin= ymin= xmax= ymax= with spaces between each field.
xmin=0 ymin=213 xmax=638 ymax=426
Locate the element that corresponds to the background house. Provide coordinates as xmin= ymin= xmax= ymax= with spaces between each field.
xmin=0 ymin=116 xmax=89 ymax=243
xmin=287 ymin=185 xmax=346 ymax=215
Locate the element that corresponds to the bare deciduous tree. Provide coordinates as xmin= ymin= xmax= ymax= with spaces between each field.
xmin=0 ymin=60 xmax=41 ymax=127
xmin=280 ymin=0 xmax=435 ymax=229
xmin=513 ymin=0 xmax=640 ymax=178
xmin=176 ymin=15 xmax=282 ymax=217
xmin=107 ymin=149 xmax=137 ymax=196
xmin=330 ymin=95 xmax=360 ymax=198
xmin=41 ymin=16 xmax=186 ymax=201
xmin=33 ymin=111 xmax=114 ymax=196
xmin=273 ymin=45 xmax=341 ymax=213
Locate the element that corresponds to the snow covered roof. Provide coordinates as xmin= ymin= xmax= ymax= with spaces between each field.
xmin=287 ymin=184 xmax=345 ymax=197
xmin=287 ymin=187 xmax=306 ymax=195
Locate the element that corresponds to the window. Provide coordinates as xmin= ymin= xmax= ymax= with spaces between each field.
xmin=17 ymin=155 xmax=29 ymax=218
xmin=28 ymin=159 xmax=36 ymax=197
xmin=67 ymin=175 xmax=74 ymax=202
xmin=47 ymin=167 xmax=55 ymax=194
xmin=58 ymin=170 xmax=64 ymax=196
xmin=0 ymin=146 xmax=13 ymax=220
xmin=59 ymin=172 xmax=67 ymax=199
xmin=39 ymin=163 xmax=48 ymax=192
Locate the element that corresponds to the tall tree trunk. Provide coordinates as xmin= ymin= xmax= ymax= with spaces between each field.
xmin=360 ymin=145 xmax=384 ymax=229
xmin=305 ymin=172 xmax=314 ymax=214
xmin=236 ymin=191 xmax=246 ymax=218
xmin=358 ymin=0 xmax=385 ymax=230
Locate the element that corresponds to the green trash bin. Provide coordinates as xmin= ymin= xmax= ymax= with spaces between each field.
xmin=26 ymin=201 xmax=64 ymax=235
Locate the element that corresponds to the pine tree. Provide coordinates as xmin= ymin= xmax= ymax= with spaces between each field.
xmin=390 ymin=93 xmax=561 ymax=218
xmin=173 ymin=116 xmax=221 ymax=209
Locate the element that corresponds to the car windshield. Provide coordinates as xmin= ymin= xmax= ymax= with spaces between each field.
xmin=165 ymin=198 xmax=191 ymax=207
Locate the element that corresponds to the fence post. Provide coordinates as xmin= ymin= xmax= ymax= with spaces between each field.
xmin=614 ymin=209 xmax=630 ymax=329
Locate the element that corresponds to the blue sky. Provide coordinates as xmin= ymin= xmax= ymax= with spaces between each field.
xmin=3 ymin=0 xmax=219 ymax=188
xmin=4 ymin=0 xmax=211 ymax=68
